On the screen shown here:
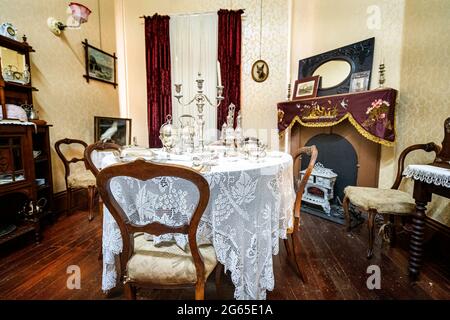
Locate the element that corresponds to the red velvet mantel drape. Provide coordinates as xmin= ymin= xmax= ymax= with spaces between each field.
xmin=217 ymin=9 xmax=244 ymax=129
xmin=145 ymin=14 xmax=172 ymax=148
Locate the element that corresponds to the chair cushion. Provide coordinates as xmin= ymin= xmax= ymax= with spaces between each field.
xmin=68 ymin=170 xmax=96 ymax=188
xmin=344 ymin=186 xmax=416 ymax=214
xmin=126 ymin=233 xmax=217 ymax=285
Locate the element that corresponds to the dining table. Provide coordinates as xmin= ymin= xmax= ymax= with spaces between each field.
xmin=94 ymin=148 xmax=296 ymax=300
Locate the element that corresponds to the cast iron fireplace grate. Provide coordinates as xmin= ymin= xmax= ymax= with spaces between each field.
xmin=300 ymin=133 xmax=364 ymax=227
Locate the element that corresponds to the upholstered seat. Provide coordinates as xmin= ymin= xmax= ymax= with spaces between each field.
xmin=344 ymin=186 xmax=416 ymax=214
xmin=127 ymin=234 xmax=217 ymax=285
xmin=68 ymin=170 xmax=96 ymax=188
xmin=343 ymin=142 xmax=440 ymax=259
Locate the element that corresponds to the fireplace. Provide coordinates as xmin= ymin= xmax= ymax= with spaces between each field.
xmin=298 ymin=133 xmax=363 ymax=225
xmin=277 ymin=89 xmax=395 ymax=225
xmin=286 ymin=120 xmax=381 ymax=226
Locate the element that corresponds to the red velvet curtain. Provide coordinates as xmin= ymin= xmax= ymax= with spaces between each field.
xmin=217 ymin=9 xmax=244 ymax=129
xmin=145 ymin=14 xmax=172 ymax=147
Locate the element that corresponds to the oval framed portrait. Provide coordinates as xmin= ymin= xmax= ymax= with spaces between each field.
xmin=251 ymin=59 xmax=269 ymax=83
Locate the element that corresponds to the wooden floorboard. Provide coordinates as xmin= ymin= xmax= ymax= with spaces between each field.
xmin=0 ymin=209 xmax=448 ymax=300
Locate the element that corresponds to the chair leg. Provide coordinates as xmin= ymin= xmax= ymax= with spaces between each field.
xmin=195 ymin=282 xmax=205 ymax=300
xmin=389 ymin=215 xmax=396 ymax=247
xmin=215 ymin=263 xmax=224 ymax=299
xmin=67 ymin=187 xmax=72 ymax=215
xmin=87 ymin=186 xmax=95 ymax=221
xmin=343 ymin=195 xmax=351 ymax=232
xmin=367 ymin=210 xmax=376 ymax=259
xmin=98 ymin=196 xmax=103 ymax=261
xmin=99 ymin=195 xmax=103 ymax=216
xmin=283 ymin=238 xmax=292 ymax=257
xmin=124 ymin=282 xmax=136 ymax=300
xmin=291 ymin=232 xmax=306 ymax=282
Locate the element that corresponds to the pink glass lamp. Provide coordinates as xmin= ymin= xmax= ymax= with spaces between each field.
xmin=47 ymin=2 xmax=92 ymax=36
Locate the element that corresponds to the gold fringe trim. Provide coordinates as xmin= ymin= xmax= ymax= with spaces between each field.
xmin=347 ymin=114 xmax=394 ymax=147
xmin=279 ymin=113 xmax=395 ymax=147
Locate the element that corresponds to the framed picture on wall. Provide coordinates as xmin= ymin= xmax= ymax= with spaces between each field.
xmin=83 ymin=39 xmax=118 ymax=88
xmin=292 ymin=75 xmax=320 ymax=100
xmin=94 ymin=116 xmax=132 ymax=146
xmin=349 ymin=71 xmax=370 ymax=93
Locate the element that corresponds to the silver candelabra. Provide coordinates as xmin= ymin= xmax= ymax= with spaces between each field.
xmin=174 ymin=72 xmax=224 ymax=152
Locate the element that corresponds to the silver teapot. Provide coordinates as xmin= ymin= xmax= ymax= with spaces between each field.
xmin=22 ymin=198 xmax=47 ymax=217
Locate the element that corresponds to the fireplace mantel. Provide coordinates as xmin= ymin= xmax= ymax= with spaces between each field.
xmin=277 ymin=88 xmax=397 ymax=147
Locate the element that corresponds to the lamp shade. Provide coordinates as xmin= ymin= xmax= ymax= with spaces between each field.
xmin=69 ymin=2 xmax=91 ymax=24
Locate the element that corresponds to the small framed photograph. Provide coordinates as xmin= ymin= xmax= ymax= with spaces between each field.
xmin=251 ymin=59 xmax=269 ymax=82
xmin=349 ymin=71 xmax=370 ymax=93
xmin=94 ymin=116 xmax=132 ymax=146
xmin=83 ymin=39 xmax=117 ymax=88
xmin=292 ymin=75 xmax=320 ymax=100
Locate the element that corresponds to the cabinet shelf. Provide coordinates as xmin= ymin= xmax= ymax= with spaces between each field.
xmin=0 ymin=222 xmax=36 ymax=245
xmin=34 ymin=156 xmax=48 ymax=163
xmin=36 ymin=184 xmax=50 ymax=191
xmin=5 ymin=81 xmax=38 ymax=92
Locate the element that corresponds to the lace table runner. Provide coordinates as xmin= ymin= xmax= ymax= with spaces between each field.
xmin=403 ymin=164 xmax=450 ymax=188
xmin=101 ymin=152 xmax=296 ymax=300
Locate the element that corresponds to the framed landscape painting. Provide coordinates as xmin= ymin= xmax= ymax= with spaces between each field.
xmin=83 ymin=39 xmax=117 ymax=88
xmin=292 ymin=75 xmax=320 ymax=100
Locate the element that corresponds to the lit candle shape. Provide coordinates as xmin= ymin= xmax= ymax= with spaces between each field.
xmin=217 ymin=60 xmax=222 ymax=87
xmin=175 ymin=55 xmax=179 ymax=83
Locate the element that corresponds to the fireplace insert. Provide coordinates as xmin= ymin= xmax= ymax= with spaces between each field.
xmin=300 ymin=133 xmax=363 ymax=226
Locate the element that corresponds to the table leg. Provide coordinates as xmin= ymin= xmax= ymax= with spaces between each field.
xmin=408 ymin=200 xmax=427 ymax=280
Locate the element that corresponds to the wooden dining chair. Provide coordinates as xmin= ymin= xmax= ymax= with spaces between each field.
xmin=54 ymin=138 xmax=97 ymax=221
xmin=84 ymin=141 xmax=121 ymax=260
xmin=84 ymin=141 xmax=121 ymax=177
xmin=96 ymin=159 xmax=219 ymax=300
xmin=343 ymin=142 xmax=441 ymax=259
xmin=284 ymin=145 xmax=318 ymax=282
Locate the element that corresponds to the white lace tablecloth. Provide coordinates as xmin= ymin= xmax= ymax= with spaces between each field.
xmin=403 ymin=165 xmax=450 ymax=188
xmin=100 ymin=150 xmax=295 ymax=300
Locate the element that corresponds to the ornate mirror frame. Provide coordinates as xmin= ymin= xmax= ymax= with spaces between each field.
xmin=298 ymin=37 xmax=375 ymax=97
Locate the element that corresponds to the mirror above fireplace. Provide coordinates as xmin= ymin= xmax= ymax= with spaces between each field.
xmin=312 ymin=59 xmax=352 ymax=89
xmin=298 ymin=37 xmax=375 ymax=97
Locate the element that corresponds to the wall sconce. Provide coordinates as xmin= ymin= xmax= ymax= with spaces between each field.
xmin=47 ymin=2 xmax=91 ymax=36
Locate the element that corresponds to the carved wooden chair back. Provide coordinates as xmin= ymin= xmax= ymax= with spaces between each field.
xmin=292 ymin=145 xmax=318 ymax=232
xmin=84 ymin=141 xmax=121 ymax=177
xmin=433 ymin=117 xmax=450 ymax=168
xmin=54 ymin=138 xmax=88 ymax=189
xmin=391 ymin=142 xmax=441 ymax=190
xmin=96 ymin=159 xmax=211 ymax=293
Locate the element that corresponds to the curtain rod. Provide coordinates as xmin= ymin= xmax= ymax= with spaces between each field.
xmin=139 ymin=9 xmax=245 ymax=19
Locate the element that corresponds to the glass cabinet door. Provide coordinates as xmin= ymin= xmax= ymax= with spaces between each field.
xmin=0 ymin=136 xmax=26 ymax=185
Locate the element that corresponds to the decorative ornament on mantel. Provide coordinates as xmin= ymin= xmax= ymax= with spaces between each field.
xmin=251 ymin=0 xmax=269 ymax=83
xmin=378 ymin=58 xmax=386 ymax=88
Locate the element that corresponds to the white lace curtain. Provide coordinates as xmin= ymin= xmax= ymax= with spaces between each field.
xmin=170 ymin=13 xmax=219 ymax=143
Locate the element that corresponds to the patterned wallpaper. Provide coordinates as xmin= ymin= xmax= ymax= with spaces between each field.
xmin=0 ymin=0 xmax=120 ymax=192
xmin=119 ymin=0 xmax=289 ymax=149
xmin=237 ymin=0 xmax=289 ymax=149
xmin=396 ymin=0 xmax=450 ymax=226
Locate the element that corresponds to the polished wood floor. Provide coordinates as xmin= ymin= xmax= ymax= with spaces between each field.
xmin=0 ymin=209 xmax=449 ymax=300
